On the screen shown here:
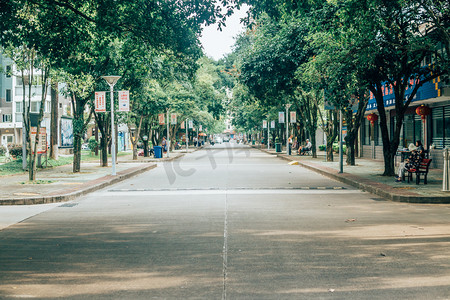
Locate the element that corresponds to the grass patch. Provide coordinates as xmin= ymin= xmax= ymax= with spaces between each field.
xmin=19 ymin=180 xmax=55 ymax=184
xmin=0 ymin=159 xmax=26 ymax=176
xmin=0 ymin=151 xmax=130 ymax=176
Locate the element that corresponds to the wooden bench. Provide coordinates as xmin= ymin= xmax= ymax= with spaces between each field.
xmin=407 ymin=158 xmax=432 ymax=185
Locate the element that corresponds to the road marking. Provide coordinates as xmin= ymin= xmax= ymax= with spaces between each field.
xmin=222 ymin=193 xmax=228 ymax=300
xmin=100 ymin=189 xmax=360 ymax=197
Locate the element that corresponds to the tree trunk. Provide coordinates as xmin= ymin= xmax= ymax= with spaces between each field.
xmin=73 ymin=133 xmax=82 ymax=173
xmin=311 ymin=132 xmax=317 ymax=158
xmin=100 ymin=136 xmax=108 ymax=167
xmin=143 ymin=140 xmax=149 ymax=157
xmin=326 ymin=137 xmax=334 ymax=162
xmin=347 ymin=141 xmax=356 ymax=165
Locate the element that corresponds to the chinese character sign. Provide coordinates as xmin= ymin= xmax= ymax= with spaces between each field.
xmin=199 ymin=125 xmax=203 ymax=131
xmin=290 ymin=111 xmax=296 ymax=123
xmin=170 ymin=113 xmax=177 ymax=125
xmin=271 ymin=121 xmax=275 ymax=128
xmin=188 ymin=120 xmax=193 ymax=129
xmin=118 ymin=91 xmax=130 ymax=112
xmin=263 ymin=120 xmax=267 ymax=129
xmin=278 ymin=112 xmax=285 ymax=123
xmin=158 ymin=114 xmax=165 ymax=125
xmin=95 ymin=92 xmax=106 ymax=112
xmin=181 ymin=121 xmax=185 ymax=129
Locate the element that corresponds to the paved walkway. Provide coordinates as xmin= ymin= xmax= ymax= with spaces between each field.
xmin=257 ymin=147 xmax=450 ymax=204
xmin=0 ymin=149 xmax=196 ymax=205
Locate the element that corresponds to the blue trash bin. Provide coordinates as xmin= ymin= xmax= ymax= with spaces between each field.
xmin=153 ymin=146 xmax=162 ymax=158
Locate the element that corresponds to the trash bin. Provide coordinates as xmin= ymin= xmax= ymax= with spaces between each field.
xmin=275 ymin=143 xmax=282 ymax=153
xmin=153 ymin=146 xmax=162 ymax=158
xmin=252 ymin=140 xmax=255 ymax=145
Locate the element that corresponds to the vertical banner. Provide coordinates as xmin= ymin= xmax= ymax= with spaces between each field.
xmin=170 ymin=113 xmax=177 ymax=125
xmin=95 ymin=92 xmax=106 ymax=112
xmin=263 ymin=120 xmax=267 ymax=129
xmin=199 ymin=125 xmax=203 ymax=131
xmin=271 ymin=121 xmax=276 ymax=128
xmin=30 ymin=127 xmax=47 ymax=154
xmin=188 ymin=120 xmax=193 ymax=129
xmin=278 ymin=112 xmax=285 ymax=123
xmin=158 ymin=113 xmax=165 ymax=125
xmin=290 ymin=111 xmax=296 ymax=123
xmin=118 ymin=91 xmax=130 ymax=112
xmin=181 ymin=121 xmax=185 ymax=129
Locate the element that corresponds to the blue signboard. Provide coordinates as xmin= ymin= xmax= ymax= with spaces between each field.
xmin=366 ymin=78 xmax=441 ymax=111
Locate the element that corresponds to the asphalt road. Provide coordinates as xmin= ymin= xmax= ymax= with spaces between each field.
xmin=1 ymin=143 xmax=450 ymax=299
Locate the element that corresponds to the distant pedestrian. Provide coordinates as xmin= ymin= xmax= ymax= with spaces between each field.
xmin=162 ymin=137 xmax=167 ymax=153
xmin=288 ymin=135 xmax=293 ymax=155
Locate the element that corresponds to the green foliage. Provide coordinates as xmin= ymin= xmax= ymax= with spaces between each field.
xmin=8 ymin=145 xmax=23 ymax=158
xmin=332 ymin=143 xmax=346 ymax=154
xmin=88 ymin=136 xmax=98 ymax=151
xmin=318 ymin=145 xmax=326 ymax=151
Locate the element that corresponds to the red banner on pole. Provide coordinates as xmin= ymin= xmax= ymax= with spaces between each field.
xmin=95 ymin=92 xmax=106 ymax=112
xmin=158 ymin=114 xmax=165 ymax=125
xmin=118 ymin=91 xmax=130 ymax=112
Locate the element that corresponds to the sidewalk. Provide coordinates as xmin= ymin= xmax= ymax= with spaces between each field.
xmin=257 ymin=147 xmax=450 ymax=204
xmin=0 ymin=149 xmax=194 ymax=206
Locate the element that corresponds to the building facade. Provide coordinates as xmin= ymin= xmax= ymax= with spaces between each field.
xmin=361 ymin=73 xmax=450 ymax=169
xmin=0 ymin=53 xmax=73 ymax=151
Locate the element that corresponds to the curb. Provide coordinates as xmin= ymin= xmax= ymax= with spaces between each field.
xmin=0 ymin=163 xmax=157 ymax=206
xmin=256 ymin=147 xmax=450 ymax=204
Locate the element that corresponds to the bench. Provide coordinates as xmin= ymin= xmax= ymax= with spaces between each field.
xmin=407 ymin=158 xmax=432 ymax=185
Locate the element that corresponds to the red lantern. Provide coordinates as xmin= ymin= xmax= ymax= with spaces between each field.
xmin=416 ymin=105 xmax=431 ymax=121
xmin=366 ymin=113 xmax=378 ymax=126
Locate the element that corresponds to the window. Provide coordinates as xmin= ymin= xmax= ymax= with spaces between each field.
xmin=6 ymin=66 xmax=11 ymax=78
xmin=6 ymin=89 xmax=11 ymax=102
xmin=2 ymin=114 xmax=12 ymax=122
xmin=432 ymin=107 xmax=444 ymax=149
xmin=445 ymin=108 xmax=450 ymax=148
xmin=15 ymin=102 xmax=23 ymax=113
xmin=30 ymin=102 xmax=40 ymax=112
xmin=362 ymin=118 xmax=380 ymax=145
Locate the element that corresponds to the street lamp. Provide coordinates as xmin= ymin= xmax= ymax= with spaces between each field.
xmin=101 ymin=75 xmax=121 ymax=176
xmin=285 ymin=104 xmax=291 ymax=155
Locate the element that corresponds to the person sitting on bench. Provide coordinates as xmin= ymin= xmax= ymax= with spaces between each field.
xmin=298 ymin=139 xmax=312 ymax=155
xmin=395 ymin=141 xmax=424 ymax=182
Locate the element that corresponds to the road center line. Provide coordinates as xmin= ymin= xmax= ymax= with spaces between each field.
xmin=222 ymin=192 xmax=229 ymax=300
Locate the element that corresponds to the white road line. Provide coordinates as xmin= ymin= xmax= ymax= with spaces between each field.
xmin=222 ymin=193 xmax=229 ymax=300
xmin=98 ymin=189 xmax=361 ymax=197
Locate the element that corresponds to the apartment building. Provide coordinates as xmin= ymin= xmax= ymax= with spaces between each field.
xmin=0 ymin=53 xmax=73 ymax=150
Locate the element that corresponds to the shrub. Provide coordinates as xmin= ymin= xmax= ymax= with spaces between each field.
xmin=275 ymin=137 xmax=280 ymax=143
xmin=318 ymin=145 xmax=326 ymax=151
xmin=332 ymin=143 xmax=347 ymax=153
xmin=0 ymin=145 xmax=6 ymax=156
xmin=88 ymin=136 xmax=98 ymax=151
xmin=8 ymin=144 xmax=23 ymax=158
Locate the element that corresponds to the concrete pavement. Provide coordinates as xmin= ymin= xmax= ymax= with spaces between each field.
xmin=256 ymin=146 xmax=450 ymax=204
xmin=1 ymin=144 xmax=449 ymax=206
xmin=1 ymin=144 xmax=450 ymax=299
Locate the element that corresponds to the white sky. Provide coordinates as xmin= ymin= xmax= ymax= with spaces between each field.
xmin=199 ymin=5 xmax=249 ymax=61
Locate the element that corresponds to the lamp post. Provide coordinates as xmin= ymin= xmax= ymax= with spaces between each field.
xmin=101 ymin=75 xmax=121 ymax=176
xmin=267 ymin=117 xmax=270 ymax=151
xmin=166 ymin=109 xmax=170 ymax=158
xmin=186 ymin=118 xmax=188 ymax=153
xmin=285 ymin=104 xmax=291 ymax=155
xmin=339 ymin=108 xmax=343 ymax=173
